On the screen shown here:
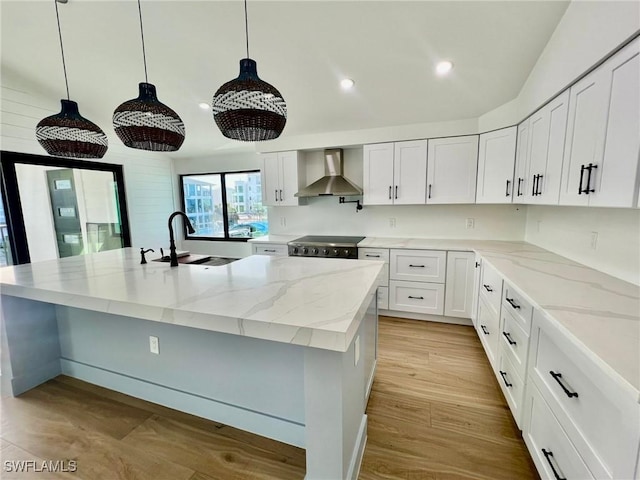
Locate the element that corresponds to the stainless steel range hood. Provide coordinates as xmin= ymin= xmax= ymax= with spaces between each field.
xmin=295 ymin=149 xmax=363 ymax=197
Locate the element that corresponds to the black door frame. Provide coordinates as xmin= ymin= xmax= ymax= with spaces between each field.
xmin=0 ymin=150 xmax=132 ymax=265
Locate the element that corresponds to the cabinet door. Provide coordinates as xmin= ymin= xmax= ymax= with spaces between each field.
xmin=427 ymin=135 xmax=479 ymax=204
xmin=393 ymin=140 xmax=427 ymax=205
xmin=278 ymin=151 xmax=302 ymax=206
xmin=363 ymin=143 xmax=394 ymax=205
xmin=590 ymin=39 xmax=640 ymax=207
xmin=476 ymin=127 xmax=517 ymax=204
xmin=261 ymin=153 xmax=280 ymax=206
xmin=526 ymin=91 xmax=570 ymax=205
xmin=559 ymin=65 xmax=609 ymax=206
xmin=513 ymin=118 xmax=530 ymax=204
xmin=444 ymin=251 xmax=475 ymax=319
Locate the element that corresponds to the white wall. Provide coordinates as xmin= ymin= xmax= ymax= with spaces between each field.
xmin=525 ymin=206 xmax=640 ymax=285
xmin=1 ymin=81 xmax=176 ymax=257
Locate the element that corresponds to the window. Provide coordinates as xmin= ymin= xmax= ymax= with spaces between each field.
xmin=180 ymin=171 xmax=268 ymax=241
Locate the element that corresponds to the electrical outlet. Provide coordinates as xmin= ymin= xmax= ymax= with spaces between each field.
xmin=149 ymin=336 xmax=159 ymax=354
xmin=466 ymin=218 xmax=475 ymax=229
xmin=389 ymin=218 xmax=396 ymax=228
xmin=590 ymin=232 xmax=598 ymax=250
xmin=354 ymin=335 xmax=360 ymax=366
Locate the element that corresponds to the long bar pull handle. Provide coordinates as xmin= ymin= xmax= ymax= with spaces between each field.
xmin=585 ymin=163 xmax=597 ymax=194
xmin=578 ymin=165 xmax=586 ymax=194
xmin=502 ymin=331 xmax=516 ymax=345
xmin=532 ymin=175 xmax=537 ymax=196
xmin=264 ymin=249 xmax=277 ymax=253
xmin=549 ymin=371 xmax=579 ymax=398
xmin=395 ymin=186 xmax=398 ymax=199
xmin=505 ymin=179 xmax=511 ymax=197
xmin=483 ymin=284 xmax=493 ymax=292
xmin=536 ymin=174 xmax=544 ymax=196
xmin=505 ymin=297 xmax=520 ymax=309
xmin=428 ymin=184 xmax=432 ymax=199
xmin=279 ymin=190 xmax=283 ymax=202
xmin=542 ymin=449 xmax=566 ymax=480
xmin=517 ymin=177 xmax=523 ymax=196
xmin=275 ymin=189 xmax=279 ymax=202
xmin=408 ymin=295 xmax=424 ymax=300
xmin=480 ymin=325 xmax=489 ymax=335
xmin=499 ymin=370 xmax=512 ymax=387
xmin=365 ymin=254 xmax=381 ymax=258
xmin=409 ymin=264 xmax=425 ymax=268
xmin=389 ymin=186 xmax=392 ymax=200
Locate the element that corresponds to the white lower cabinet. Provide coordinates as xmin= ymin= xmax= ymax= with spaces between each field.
xmin=359 ymin=248 xmax=390 ymax=310
xmin=497 ymin=352 xmax=525 ymax=429
xmin=523 ymin=383 xmax=595 ymax=480
xmin=376 ymin=286 xmax=389 ymax=310
xmin=475 ymin=296 xmax=501 ymax=370
xmin=444 ymin=251 xmax=475 ymax=319
xmin=388 ymin=280 xmax=444 ymax=315
xmin=251 ymin=243 xmax=288 ymax=256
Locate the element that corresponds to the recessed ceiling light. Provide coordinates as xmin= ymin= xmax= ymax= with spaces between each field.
xmin=198 ymin=102 xmax=210 ymax=109
xmin=436 ymin=61 xmax=454 ymax=76
xmin=340 ymin=78 xmax=355 ymax=90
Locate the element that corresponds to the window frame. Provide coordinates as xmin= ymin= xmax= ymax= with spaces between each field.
xmin=179 ymin=169 xmax=266 ymax=242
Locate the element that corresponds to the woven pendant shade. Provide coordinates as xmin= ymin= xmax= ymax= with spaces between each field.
xmin=36 ymin=99 xmax=108 ymax=159
xmin=212 ymin=59 xmax=287 ymax=142
xmin=113 ymin=82 xmax=185 ymax=152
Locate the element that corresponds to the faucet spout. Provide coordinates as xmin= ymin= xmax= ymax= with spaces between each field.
xmin=168 ymin=211 xmax=195 ymax=267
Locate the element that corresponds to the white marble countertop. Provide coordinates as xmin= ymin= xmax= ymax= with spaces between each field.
xmin=0 ymin=248 xmax=385 ymax=352
xmin=360 ymin=237 xmax=640 ymax=398
xmin=247 ymin=235 xmax=301 ymax=244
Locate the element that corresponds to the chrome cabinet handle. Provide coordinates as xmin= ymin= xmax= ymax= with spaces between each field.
xmin=549 ymin=371 xmax=578 ymax=398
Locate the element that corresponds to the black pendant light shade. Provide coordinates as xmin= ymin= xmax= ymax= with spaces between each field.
xmin=113 ymin=82 xmax=185 ymax=151
xmin=36 ymin=99 xmax=108 ymax=159
xmin=212 ymin=59 xmax=287 ymax=142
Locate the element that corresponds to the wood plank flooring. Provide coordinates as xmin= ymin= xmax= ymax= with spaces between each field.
xmin=0 ymin=316 xmax=538 ymax=479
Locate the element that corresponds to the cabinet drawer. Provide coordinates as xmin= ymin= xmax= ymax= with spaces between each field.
xmin=476 ymin=296 xmax=500 ymax=369
xmin=479 ymin=261 xmax=503 ymax=313
xmin=377 ymin=286 xmax=389 ymax=310
xmin=388 ymin=280 xmax=444 ymax=315
xmin=502 ymin=282 xmax=533 ymax=332
xmin=524 ymin=383 xmax=595 ymax=480
xmin=390 ymin=249 xmax=446 ymax=283
xmin=500 ymin=308 xmax=530 ymax=380
xmin=497 ymin=353 xmax=525 ymax=429
xmin=530 ymin=312 xmax=640 ymax=479
xmin=359 ymin=248 xmax=389 ymax=287
xmin=252 ymin=244 xmax=288 ymax=256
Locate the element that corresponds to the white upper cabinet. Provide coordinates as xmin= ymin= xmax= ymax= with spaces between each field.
xmin=261 ymin=151 xmax=306 ymax=206
xmin=476 ymin=127 xmax=517 ymax=204
xmin=427 ymin=135 xmax=479 ymax=204
xmin=363 ymin=141 xmax=427 ymax=205
xmin=560 ymin=38 xmax=640 ymax=207
xmin=525 ymin=90 xmax=570 ymax=205
xmin=513 ymin=118 xmax=531 ymax=204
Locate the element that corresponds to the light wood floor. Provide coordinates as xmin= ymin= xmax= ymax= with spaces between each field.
xmin=0 ymin=316 xmax=538 ymax=479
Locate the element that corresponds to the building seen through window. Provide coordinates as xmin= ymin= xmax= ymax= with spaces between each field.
xmin=181 ymin=171 xmax=267 ymax=240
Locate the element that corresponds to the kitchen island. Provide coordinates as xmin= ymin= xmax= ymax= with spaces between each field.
xmin=0 ymin=248 xmax=385 ymax=480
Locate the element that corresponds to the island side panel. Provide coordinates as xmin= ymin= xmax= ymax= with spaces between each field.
xmin=0 ymin=295 xmax=61 ymax=396
xmin=304 ymin=295 xmax=377 ymax=480
xmin=56 ymin=305 xmax=306 ymax=447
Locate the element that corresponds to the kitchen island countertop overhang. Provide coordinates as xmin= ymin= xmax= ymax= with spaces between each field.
xmin=0 ymin=248 xmax=386 ymax=352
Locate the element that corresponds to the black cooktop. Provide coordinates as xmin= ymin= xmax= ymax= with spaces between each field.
xmin=289 ymin=235 xmax=365 ymax=246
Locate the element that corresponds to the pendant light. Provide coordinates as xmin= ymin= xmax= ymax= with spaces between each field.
xmin=112 ymin=0 xmax=185 ymax=152
xmin=36 ymin=0 xmax=108 ymax=159
xmin=212 ymin=0 xmax=287 ymax=142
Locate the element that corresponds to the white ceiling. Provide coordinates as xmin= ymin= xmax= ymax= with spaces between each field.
xmin=1 ymin=0 xmax=570 ymax=159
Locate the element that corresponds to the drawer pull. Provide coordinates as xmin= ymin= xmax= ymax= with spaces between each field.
xmin=409 ymin=264 xmax=425 ymax=268
xmin=408 ymin=295 xmax=424 ymax=300
xmin=483 ymin=284 xmax=493 ymax=292
xmin=502 ymin=331 xmax=516 ymax=345
xmin=505 ymin=297 xmax=521 ymax=309
xmin=264 ymin=249 xmax=276 ymax=252
xmin=542 ymin=449 xmax=566 ymax=480
xmin=549 ymin=371 xmax=579 ymax=398
xmin=499 ymin=370 xmax=512 ymax=387
xmin=480 ymin=325 xmax=489 ymax=335
xmin=365 ymin=254 xmax=381 ymax=258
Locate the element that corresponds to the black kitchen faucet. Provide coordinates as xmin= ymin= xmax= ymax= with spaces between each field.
xmin=167 ymin=211 xmax=196 ymax=267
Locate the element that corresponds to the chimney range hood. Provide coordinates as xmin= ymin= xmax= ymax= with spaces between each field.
xmin=295 ymin=148 xmax=363 ymax=197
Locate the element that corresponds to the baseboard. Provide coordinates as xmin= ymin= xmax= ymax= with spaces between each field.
xmin=9 ymin=359 xmax=61 ymax=396
xmin=379 ymin=310 xmax=473 ymax=326
xmin=60 ymin=359 xmax=305 ymax=448
xmin=347 ymin=414 xmax=368 ymax=480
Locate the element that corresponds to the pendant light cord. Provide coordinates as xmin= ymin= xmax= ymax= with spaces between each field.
xmin=54 ymin=0 xmax=70 ymax=100
xmin=244 ymin=0 xmax=249 ymax=58
xmin=137 ymin=0 xmax=149 ymax=83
